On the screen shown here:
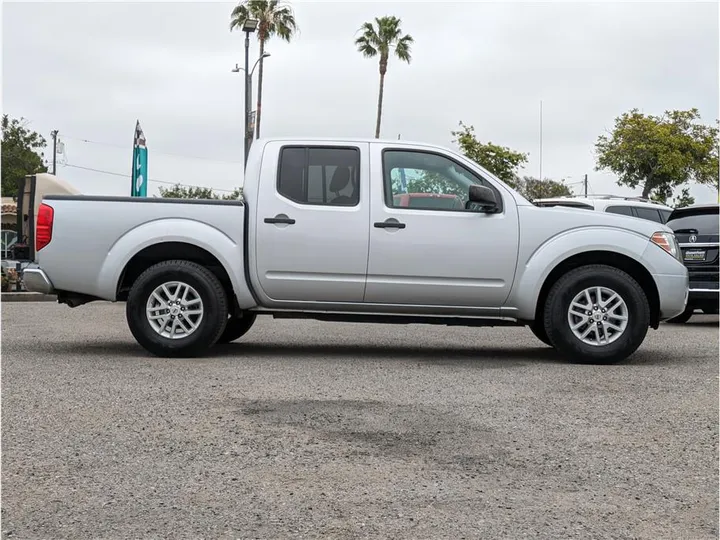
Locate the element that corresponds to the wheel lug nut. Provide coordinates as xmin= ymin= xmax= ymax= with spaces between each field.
xmin=603 ymin=316 xmax=607 ymax=321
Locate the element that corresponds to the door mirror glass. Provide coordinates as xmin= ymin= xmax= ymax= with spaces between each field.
xmin=467 ymin=185 xmax=498 ymax=212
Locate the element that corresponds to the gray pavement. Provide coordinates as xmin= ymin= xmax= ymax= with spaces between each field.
xmin=2 ymin=302 xmax=718 ymax=539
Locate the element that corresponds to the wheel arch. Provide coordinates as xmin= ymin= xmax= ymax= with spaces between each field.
xmin=534 ymin=251 xmax=661 ymax=329
xmin=116 ymin=241 xmax=239 ymax=311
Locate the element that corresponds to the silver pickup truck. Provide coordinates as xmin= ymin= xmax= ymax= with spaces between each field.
xmin=23 ymin=137 xmax=688 ymax=363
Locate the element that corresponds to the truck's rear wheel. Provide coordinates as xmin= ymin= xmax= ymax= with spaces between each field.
xmin=217 ymin=312 xmax=257 ymax=344
xmin=126 ymin=260 xmax=228 ymax=357
xmin=543 ymin=265 xmax=649 ymax=364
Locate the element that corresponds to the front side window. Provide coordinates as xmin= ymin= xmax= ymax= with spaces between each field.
xmin=383 ymin=150 xmax=501 ymax=212
xmin=277 ymin=146 xmax=360 ymax=206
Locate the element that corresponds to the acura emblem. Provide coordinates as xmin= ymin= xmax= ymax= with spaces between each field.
xmin=689 ymin=235 xmax=697 ymax=243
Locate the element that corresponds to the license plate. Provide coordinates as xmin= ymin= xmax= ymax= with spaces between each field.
xmin=684 ymin=249 xmax=707 ymax=261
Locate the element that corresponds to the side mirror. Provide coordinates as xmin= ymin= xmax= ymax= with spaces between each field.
xmin=467 ymin=185 xmax=498 ymax=212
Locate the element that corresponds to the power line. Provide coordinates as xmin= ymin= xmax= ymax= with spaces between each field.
xmin=61 ymin=135 xmax=244 ymax=165
xmin=61 ymin=163 xmax=236 ymax=193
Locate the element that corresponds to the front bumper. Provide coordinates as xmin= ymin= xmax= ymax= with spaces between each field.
xmin=22 ymin=266 xmax=55 ymax=295
xmin=653 ymin=272 xmax=689 ymax=320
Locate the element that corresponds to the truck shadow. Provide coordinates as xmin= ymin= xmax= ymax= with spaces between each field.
xmin=37 ymin=340 xmax=664 ymax=366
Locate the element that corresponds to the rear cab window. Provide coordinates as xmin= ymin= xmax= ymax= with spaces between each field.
xmin=277 ymin=146 xmax=360 ymax=206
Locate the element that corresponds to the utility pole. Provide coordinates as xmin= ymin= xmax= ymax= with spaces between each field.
xmin=50 ymin=130 xmax=58 ymax=175
xmin=584 ymin=173 xmax=588 ymax=197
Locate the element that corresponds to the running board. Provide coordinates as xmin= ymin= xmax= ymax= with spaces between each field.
xmin=267 ymin=312 xmax=522 ymax=327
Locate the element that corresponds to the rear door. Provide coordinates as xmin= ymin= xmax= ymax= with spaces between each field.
xmin=254 ymin=143 xmax=370 ymax=304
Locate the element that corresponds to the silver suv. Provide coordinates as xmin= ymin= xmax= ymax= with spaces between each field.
xmin=534 ymin=195 xmax=673 ymax=224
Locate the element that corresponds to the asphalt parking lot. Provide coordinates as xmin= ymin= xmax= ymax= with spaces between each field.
xmin=2 ymin=302 xmax=718 ymax=539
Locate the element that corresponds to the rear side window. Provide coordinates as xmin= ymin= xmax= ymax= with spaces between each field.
xmin=667 ymin=213 xmax=720 ymax=234
xmin=605 ymin=205 xmax=633 ymax=217
xmin=633 ymin=207 xmax=663 ymax=223
xmin=659 ymin=209 xmax=672 ymax=223
xmin=277 ymin=146 xmax=360 ymax=206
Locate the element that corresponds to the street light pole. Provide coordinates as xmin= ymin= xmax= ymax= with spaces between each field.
xmin=240 ymin=19 xmax=259 ymax=170
xmin=244 ymin=31 xmax=251 ymax=169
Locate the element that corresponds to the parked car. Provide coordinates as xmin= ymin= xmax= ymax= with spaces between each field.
xmin=22 ymin=138 xmax=688 ymax=363
xmin=663 ymin=203 xmax=719 ymax=323
xmin=534 ymin=195 xmax=673 ymax=224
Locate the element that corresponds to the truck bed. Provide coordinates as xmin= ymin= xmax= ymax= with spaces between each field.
xmin=37 ymin=195 xmax=247 ymax=303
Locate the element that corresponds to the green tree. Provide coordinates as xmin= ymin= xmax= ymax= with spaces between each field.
xmin=1 ymin=115 xmax=48 ymax=197
xmin=355 ymin=16 xmax=413 ymax=139
xmin=451 ymin=121 xmax=528 ymax=190
xmin=518 ymin=176 xmax=573 ymax=201
xmin=595 ymin=108 xmax=719 ymax=199
xmin=650 ymin=186 xmax=696 ymax=208
xmin=158 ymin=184 xmax=243 ymax=200
xmin=230 ymin=0 xmax=297 ymax=139
xmin=672 ymin=187 xmax=695 ymax=208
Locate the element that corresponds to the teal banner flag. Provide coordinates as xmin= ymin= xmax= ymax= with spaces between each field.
xmin=131 ymin=120 xmax=148 ymax=197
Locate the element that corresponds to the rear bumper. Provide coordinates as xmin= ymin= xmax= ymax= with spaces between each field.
xmin=653 ymin=272 xmax=689 ymax=320
xmin=688 ymin=287 xmax=719 ymax=305
xmin=23 ymin=266 xmax=55 ymax=295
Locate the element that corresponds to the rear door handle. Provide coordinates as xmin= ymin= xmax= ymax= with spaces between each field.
xmin=264 ymin=216 xmax=296 ymax=225
xmin=374 ymin=219 xmax=406 ymax=229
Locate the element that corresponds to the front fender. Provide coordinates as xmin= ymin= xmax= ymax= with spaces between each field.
xmin=506 ymin=227 xmax=651 ymax=320
xmin=96 ymin=218 xmax=255 ymax=308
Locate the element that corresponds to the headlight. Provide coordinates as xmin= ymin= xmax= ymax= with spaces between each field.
xmin=651 ymin=231 xmax=682 ymax=261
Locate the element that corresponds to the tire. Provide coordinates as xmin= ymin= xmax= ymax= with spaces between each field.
xmin=666 ymin=306 xmax=694 ymax=324
xmin=702 ymin=306 xmax=718 ymax=315
xmin=217 ymin=312 xmax=257 ymax=344
xmin=126 ymin=260 xmax=228 ymax=357
xmin=529 ymin=320 xmax=553 ymax=347
xmin=543 ymin=265 xmax=650 ymax=364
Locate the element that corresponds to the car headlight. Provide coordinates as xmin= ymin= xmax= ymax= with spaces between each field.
xmin=651 ymin=231 xmax=682 ymax=261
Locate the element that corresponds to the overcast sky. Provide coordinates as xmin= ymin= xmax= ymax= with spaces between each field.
xmin=3 ymin=1 xmax=719 ymax=201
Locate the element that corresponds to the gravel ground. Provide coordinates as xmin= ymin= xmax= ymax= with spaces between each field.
xmin=2 ymin=302 xmax=718 ymax=539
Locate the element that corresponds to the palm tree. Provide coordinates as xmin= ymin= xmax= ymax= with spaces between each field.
xmin=355 ymin=16 xmax=413 ymax=139
xmin=230 ymin=0 xmax=297 ymax=139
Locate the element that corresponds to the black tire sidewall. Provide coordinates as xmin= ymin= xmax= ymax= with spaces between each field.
xmin=217 ymin=313 xmax=257 ymax=344
xmin=126 ymin=261 xmax=228 ymax=357
xmin=529 ymin=320 xmax=553 ymax=346
xmin=544 ymin=266 xmax=649 ymax=363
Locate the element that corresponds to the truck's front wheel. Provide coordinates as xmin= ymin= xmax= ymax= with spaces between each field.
xmin=126 ymin=260 xmax=228 ymax=357
xmin=543 ymin=265 xmax=650 ymax=364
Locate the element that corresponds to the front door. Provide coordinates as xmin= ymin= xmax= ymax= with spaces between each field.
xmin=255 ymin=143 xmax=370 ymax=304
xmin=365 ymin=146 xmax=520 ymax=311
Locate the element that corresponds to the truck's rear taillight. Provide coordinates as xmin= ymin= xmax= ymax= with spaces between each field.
xmin=36 ymin=203 xmax=54 ymax=252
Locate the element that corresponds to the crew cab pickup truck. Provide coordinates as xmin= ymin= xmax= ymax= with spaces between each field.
xmin=23 ymin=138 xmax=689 ymax=363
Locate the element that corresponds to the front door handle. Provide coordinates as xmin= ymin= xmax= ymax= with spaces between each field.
xmin=374 ymin=219 xmax=406 ymax=229
xmin=264 ymin=215 xmax=296 ymax=225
